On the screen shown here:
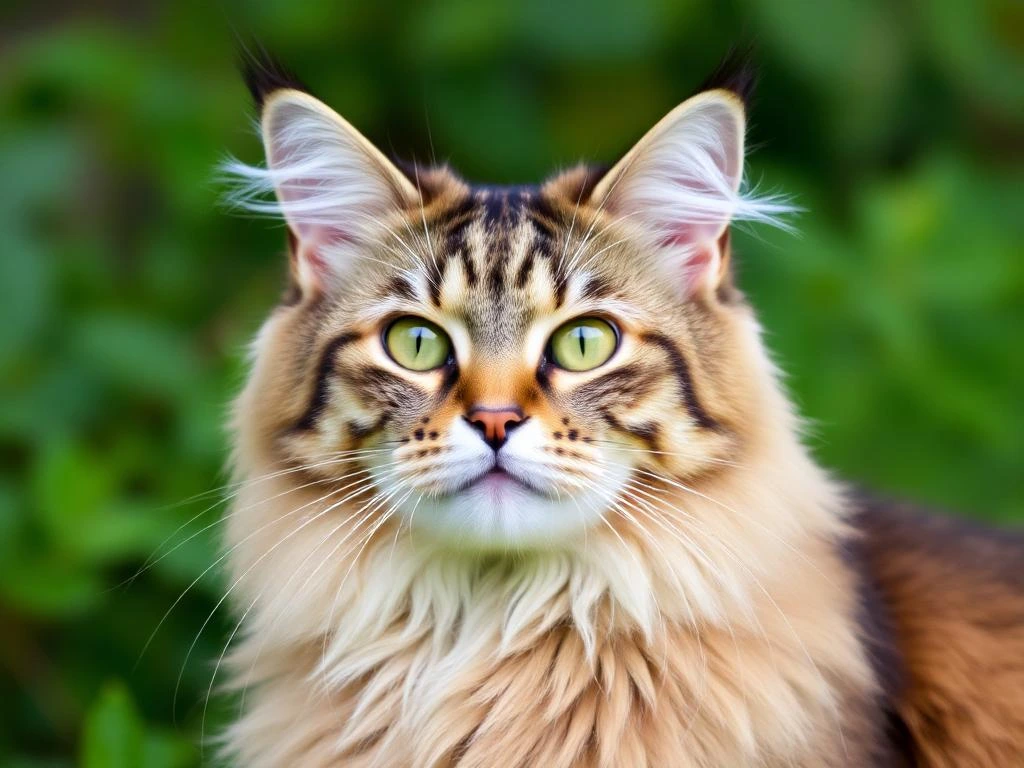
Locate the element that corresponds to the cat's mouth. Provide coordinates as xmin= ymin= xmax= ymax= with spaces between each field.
xmin=453 ymin=463 xmax=545 ymax=497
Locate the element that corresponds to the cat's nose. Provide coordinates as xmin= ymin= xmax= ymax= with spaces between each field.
xmin=464 ymin=406 xmax=526 ymax=451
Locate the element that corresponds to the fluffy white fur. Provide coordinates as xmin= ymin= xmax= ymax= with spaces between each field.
xmin=370 ymin=416 xmax=636 ymax=548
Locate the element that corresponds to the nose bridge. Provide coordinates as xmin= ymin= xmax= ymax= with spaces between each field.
xmin=460 ymin=354 xmax=525 ymax=409
xmin=460 ymin=353 xmax=532 ymax=449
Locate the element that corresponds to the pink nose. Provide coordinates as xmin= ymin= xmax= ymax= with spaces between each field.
xmin=465 ymin=406 xmax=525 ymax=449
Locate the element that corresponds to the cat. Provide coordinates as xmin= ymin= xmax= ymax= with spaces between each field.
xmin=218 ymin=53 xmax=1024 ymax=767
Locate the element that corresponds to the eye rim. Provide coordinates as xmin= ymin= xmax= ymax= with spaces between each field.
xmin=382 ymin=315 xmax=454 ymax=372
xmin=545 ymin=316 xmax=620 ymax=373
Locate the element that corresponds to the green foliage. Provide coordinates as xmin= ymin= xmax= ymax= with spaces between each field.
xmin=81 ymin=682 xmax=195 ymax=768
xmin=0 ymin=0 xmax=1020 ymax=763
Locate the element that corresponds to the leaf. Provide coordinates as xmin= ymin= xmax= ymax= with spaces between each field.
xmin=141 ymin=730 xmax=198 ymax=768
xmin=31 ymin=437 xmax=115 ymax=547
xmin=914 ymin=0 xmax=1024 ymax=116
xmin=0 ymin=555 xmax=103 ymax=618
xmin=79 ymin=682 xmax=198 ymax=768
xmin=68 ymin=312 xmax=202 ymax=400
xmin=80 ymin=682 xmax=144 ymax=768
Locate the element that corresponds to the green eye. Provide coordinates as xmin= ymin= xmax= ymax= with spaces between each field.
xmin=385 ymin=317 xmax=452 ymax=371
xmin=549 ymin=318 xmax=618 ymax=372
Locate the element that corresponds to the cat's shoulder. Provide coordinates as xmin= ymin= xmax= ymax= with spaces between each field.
xmin=852 ymin=495 xmax=1024 ymax=766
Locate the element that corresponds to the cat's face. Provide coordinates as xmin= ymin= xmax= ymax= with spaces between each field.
xmin=228 ymin=86 xmax=788 ymax=549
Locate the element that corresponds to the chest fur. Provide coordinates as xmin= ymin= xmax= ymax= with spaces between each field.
xmin=228 ymin=593 xmax=876 ymax=768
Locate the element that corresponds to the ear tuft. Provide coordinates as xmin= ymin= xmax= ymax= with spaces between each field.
xmin=695 ymin=47 xmax=758 ymax=109
xmin=240 ymin=44 xmax=312 ymax=111
xmin=589 ymin=82 xmax=793 ymax=297
xmin=221 ymin=89 xmax=420 ymax=294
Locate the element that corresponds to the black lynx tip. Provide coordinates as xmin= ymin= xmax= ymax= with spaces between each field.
xmin=696 ymin=47 xmax=758 ymax=107
xmin=239 ymin=43 xmax=311 ymax=111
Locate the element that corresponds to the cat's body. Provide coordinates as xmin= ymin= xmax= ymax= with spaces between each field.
xmin=854 ymin=499 xmax=1024 ymax=765
xmin=219 ymin=56 xmax=1024 ymax=766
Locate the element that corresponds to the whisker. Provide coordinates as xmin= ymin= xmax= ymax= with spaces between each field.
xmin=137 ymin=461 xmax=405 ymax=672
xmin=179 ymin=489 xmax=357 ymax=729
xmin=592 ymin=438 xmax=742 ymax=468
xmin=317 ymin=484 xmax=412 ymax=685
xmin=601 ymin=493 xmax=712 ymax=731
xmin=412 ymin=165 xmax=441 ymax=285
xmin=202 ymin=477 xmax=405 ymax=753
xmin=116 ymin=460 xmax=392 ymax=593
xmin=604 ymin=466 xmax=846 ymax=753
xmin=188 ymin=463 xmax=409 ymax=732
xmin=583 ymin=468 xmax=794 ymax=750
xmin=631 ymin=467 xmax=840 ymax=590
xmin=557 ymin=176 xmax=589 ymax=279
xmin=234 ymin=488 xmax=397 ymax=722
xmin=170 ymin=446 xmax=398 ymax=507
xmin=613 ymin=490 xmax=756 ymax=741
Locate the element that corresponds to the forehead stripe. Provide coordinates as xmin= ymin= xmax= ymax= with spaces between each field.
xmin=487 ymin=249 xmax=507 ymax=295
xmin=515 ymin=247 xmax=537 ymax=289
xmin=439 ymin=196 xmax=477 ymax=252
xmin=514 ymin=197 xmax=558 ymax=291
xmin=382 ymin=275 xmax=416 ymax=300
xmin=430 ymin=196 xmax=478 ymax=305
xmin=459 ymin=246 xmax=478 ymax=287
xmin=581 ymin=275 xmax=614 ymax=300
xmin=427 ymin=252 xmax=450 ymax=306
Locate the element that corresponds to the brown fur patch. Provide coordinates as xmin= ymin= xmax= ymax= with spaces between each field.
xmin=858 ymin=500 xmax=1024 ymax=766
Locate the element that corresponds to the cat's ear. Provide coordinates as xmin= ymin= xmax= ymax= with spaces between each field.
xmin=227 ymin=87 xmax=420 ymax=294
xmin=590 ymin=90 xmax=787 ymax=297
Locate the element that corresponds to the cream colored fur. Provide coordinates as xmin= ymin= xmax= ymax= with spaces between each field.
xmin=218 ymin=85 xmax=876 ymax=766
xmin=221 ymin=304 xmax=873 ymax=766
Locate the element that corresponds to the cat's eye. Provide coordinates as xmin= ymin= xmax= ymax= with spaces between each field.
xmin=548 ymin=317 xmax=618 ymax=372
xmin=385 ymin=317 xmax=452 ymax=371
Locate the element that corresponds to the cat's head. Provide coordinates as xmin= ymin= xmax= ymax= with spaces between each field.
xmin=225 ymin=57 xmax=791 ymax=550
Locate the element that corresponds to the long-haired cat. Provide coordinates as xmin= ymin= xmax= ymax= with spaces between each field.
xmin=219 ymin=54 xmax=1024 ymax=766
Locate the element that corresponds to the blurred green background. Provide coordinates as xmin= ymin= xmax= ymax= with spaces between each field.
xmin=0 ymin=0 xmax=1021 ymax=764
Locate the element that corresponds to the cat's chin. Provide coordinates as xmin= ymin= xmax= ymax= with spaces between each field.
xmin=395 ymin=466 xmax=628 ymax=550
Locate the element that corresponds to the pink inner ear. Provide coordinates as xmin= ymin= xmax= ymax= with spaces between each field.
xmin=659 ymin=218 xmax=725 ymax=249
xmin=279 ymin=175 xmax=353 ymax=240
xmin=294 ymin=223 xmax=352 ymax=289
xmin=660 ymin=224 xmax=701 ymax=247
xmin=679 ymin=242 xmax=721 ymax=296
xmin=296 ymin=236 xmax=330 ymax=278
xmin=300 ymin=222 xmax=352 ymax=248
xmin=279 ymin=172 xmax=354 ymax=285
xmin=653 ymin=154 xmax=737 ymax=248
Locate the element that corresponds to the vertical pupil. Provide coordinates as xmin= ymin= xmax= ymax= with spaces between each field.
xmin=414 ymin=328 xmax=423 ymax=356
xmin=577 ymin=327 xmax=586 ymax=356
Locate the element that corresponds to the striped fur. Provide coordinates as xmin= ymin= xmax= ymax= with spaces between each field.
xmin=218 ymin=59 xmax=1024 ymax=767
